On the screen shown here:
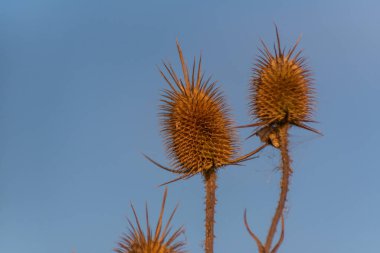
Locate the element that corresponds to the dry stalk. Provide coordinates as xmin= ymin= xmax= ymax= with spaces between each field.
xmin=203 ymin=169 xmax=217 ymax=253
xmin=264 ymin=124 xmax=292 ymax=252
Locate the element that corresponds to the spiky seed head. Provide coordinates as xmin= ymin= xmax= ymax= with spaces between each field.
xmin=115 ymin=189 xmax=186 ymax=253
xmin=159 ymin=42 xmax=237 ymax=177
xmin=250 ymin=28 xmax=314 ymax=129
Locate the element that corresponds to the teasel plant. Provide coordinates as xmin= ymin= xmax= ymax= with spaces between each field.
xmin=144 ymin=41 xmax=267 ymax=253
xmin=241 ymin=27 xmax=321 ymax=253
xmin=114 ymin=188 xmax=186 ymax=253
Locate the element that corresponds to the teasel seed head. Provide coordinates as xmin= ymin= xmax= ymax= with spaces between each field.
xmin=249 ymin=27 xmax=319 ymax=140
xmin=159 ymin=42 xmax=237 ymax=178
xmin=115 ymin=188 xmax=186 ymax=253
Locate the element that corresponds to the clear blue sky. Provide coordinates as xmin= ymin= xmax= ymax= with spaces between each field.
xmin=1 ymin=0 xmax=379 ymax=252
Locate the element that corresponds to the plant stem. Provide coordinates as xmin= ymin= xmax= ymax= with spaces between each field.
xmin=203 ymin=168 xmax=217 ymax=253
xmin=265 ymin=124 xmax=292 ymax=253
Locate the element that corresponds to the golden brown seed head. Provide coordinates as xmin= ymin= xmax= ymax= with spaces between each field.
xmin=250 ymin=29 xmax=314 ymax=128
xmin=123 ymin=236 xmax=183 ymax=253
xmin=160 ymin=43 xmax=237 ymax=176
xmin=115 ymin=189 xmax=186 ymax=253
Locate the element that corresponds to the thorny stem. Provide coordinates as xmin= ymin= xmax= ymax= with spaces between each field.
xmin=265 ymin=124 xmax=292 ymax=253
xmin=203 ymin=168 xmax=217 ymax=253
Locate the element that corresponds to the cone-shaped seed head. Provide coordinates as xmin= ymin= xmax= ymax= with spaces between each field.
xmin=160 ymin=43 xmax=237 ymax=176
xmin=251 ymin=29 xmax=314 ymax=126
xmin=115 ymin=189 xmax=186 ymax=253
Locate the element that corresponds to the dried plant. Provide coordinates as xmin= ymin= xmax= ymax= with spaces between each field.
xmin=243 ymin=27 xmax=320 ymax=253
xmin=159 ymin=43 xmax=237 ymax=180
xmin=115 ymin=188 xmax=186 ymax=253
xmin=145 ymin=42 xmax=266 ymax=253
xmin=244 ymin=26 xmax=319 ymax=137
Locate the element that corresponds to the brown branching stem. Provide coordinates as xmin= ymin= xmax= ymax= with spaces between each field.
xmin=264 ymin=124 xmax=292 ymax=252
xmin=271 ymin=215 xmax=285 ymax=253
xmin=203 ymin=168 xmax=217 ymax=253
xmin=244 ymin=209 xmax=265 ymax=253
xmin=244 ymin=211 xmax=285 ymax=253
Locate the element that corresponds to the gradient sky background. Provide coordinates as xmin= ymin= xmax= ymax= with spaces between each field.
xmin=1 ymin=0 xmax=380 ymax=252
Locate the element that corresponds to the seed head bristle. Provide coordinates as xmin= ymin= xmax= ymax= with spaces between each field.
xmin=115 ymin=189 xmax=186 ymax=253
xmin=250 ymin=27 xmax=317 ymax=140
xmin=159 ymin=42 xmax=237 ymax=177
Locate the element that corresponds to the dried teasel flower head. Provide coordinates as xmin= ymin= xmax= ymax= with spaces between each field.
xmin=249 ymin=27 xmax=319 ymax=145
xmin=115 ymin=188 xmax=186 ymax=253
xmin=158 ymin=42 xmax=237 ymax=179
xmin=145 ymin=42 xmax=267 ymax=184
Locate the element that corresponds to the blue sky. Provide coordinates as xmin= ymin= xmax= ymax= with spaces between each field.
xmin=1 ymin=0 xmax=379 ymax=252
